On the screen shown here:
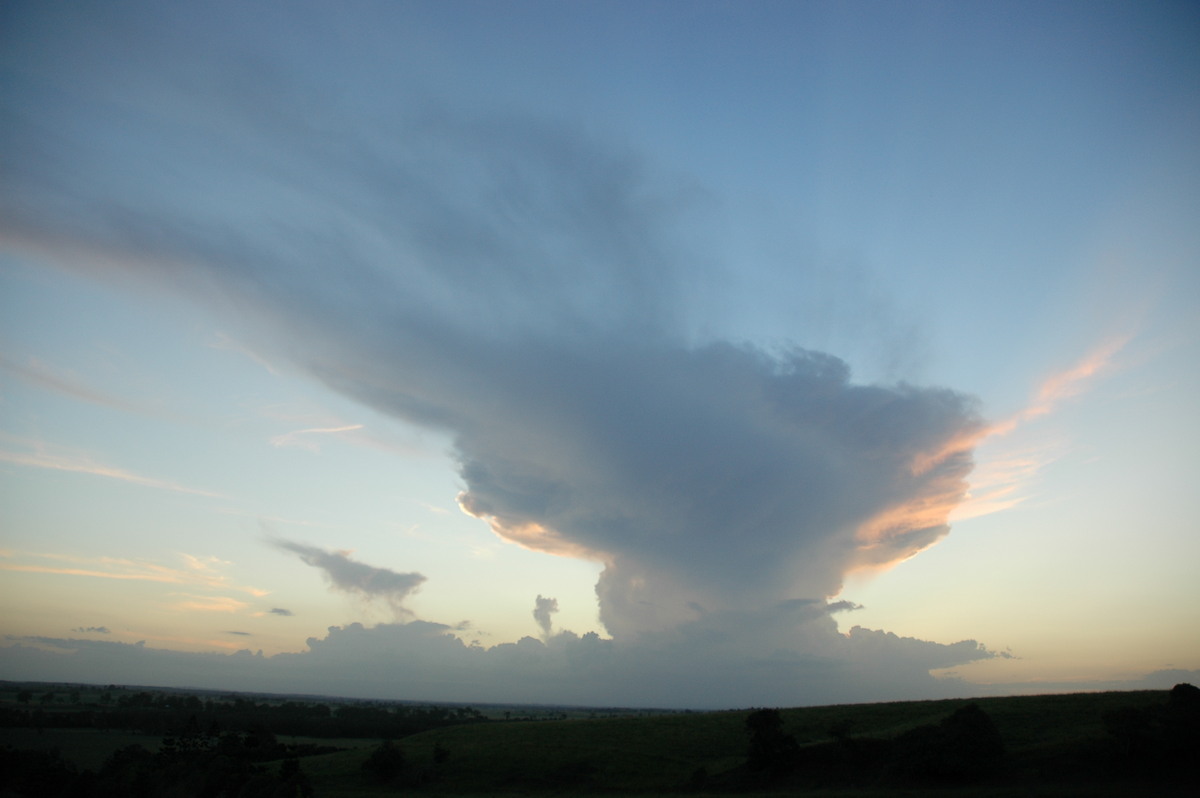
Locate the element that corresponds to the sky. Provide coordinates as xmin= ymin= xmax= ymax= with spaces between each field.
xmin=1 ymin=0 xmax=1198 ymax=709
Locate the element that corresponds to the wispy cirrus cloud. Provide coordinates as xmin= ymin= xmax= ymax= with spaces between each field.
xmin=938 ymin=335 xmax=1130 ymax=525
xmin=259 ymin=402 xmax=430 ymax=457
xmin=1028 ymin=335 xmax=1130 ymax=417
xmin=0 ymin=551 xmax=267 ymax=598
xmin=0 ymin=353 xmax=146 ymax=413
xmin=210 ymin=332 xmax=282 ymax=376
xmin=169 ymin=595 xmax=249 ymax=613
xmin=0 ymin=433 xmax=226 ymax=498
xmin=992 ymin=334 xmax=1132 ymax=437
xmin=269 ymin=424 xmax=365 ymax=452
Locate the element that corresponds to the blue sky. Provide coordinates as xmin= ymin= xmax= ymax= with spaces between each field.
xmin=1 ymin=0 xmax=1198 ymax=708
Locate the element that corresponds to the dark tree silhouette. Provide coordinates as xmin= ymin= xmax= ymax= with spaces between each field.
xmin=745 ymin=708 xmax=799 ymax=773
xmin=362 ymin=739 xmax=405 ymax=784
xmin=1105 ymin=682 xmax=1200 ymax=776
xmin=889 ymin=703 xmax=1005 ymax=784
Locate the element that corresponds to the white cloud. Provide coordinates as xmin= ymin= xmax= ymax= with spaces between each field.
xmin=269 ymin=424 xmax=364 ymax=452
xmin=0 ymin=607 xmax=996 ymax=709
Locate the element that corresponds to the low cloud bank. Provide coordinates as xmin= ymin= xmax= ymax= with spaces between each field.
xmin=2 ymin=608 xmax=995 ymax=709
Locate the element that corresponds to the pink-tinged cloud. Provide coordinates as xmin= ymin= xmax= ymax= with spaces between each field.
xmin=938 ymin=335 xmax=1129 ymax=527
xmin=989 ymin=334 xmax=1131 ymax=437
xmin=1027 ymin=335 xmax=1130 ymax=418
xmin=168 ymin=595 xmax=250 ymax=614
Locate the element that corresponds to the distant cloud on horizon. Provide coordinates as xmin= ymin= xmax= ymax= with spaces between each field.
xmin=0 ymin=614 xmax=1000 ymax=710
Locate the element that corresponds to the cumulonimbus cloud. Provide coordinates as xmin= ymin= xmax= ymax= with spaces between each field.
xmin=2 ymin=1 xmax=983 ymax=646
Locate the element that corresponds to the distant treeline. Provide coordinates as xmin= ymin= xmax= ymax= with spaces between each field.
xmin=730 ymin=683 xmax=1200 ymax=791
xmin=1 ymin=686 xmax=487 ymax=740
xmin=1 ymin=728 xmax=322 ymax=797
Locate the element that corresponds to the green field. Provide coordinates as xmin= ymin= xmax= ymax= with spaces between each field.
xmin=1 ymin=685 xmax=1193 ymax=796
xmin=299 ymin=690 xmax=1191 ymax=796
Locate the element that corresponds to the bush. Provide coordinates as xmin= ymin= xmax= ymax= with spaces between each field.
xmin=362 ymin=739 xmax=405 ymax=784
xmin=889 ymin=703 xmax=1005 ymax=784
xmin=745 ymin=708 xmax=798 ymax=774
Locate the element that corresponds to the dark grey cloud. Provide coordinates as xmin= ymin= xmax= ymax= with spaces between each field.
xmin=72 ymin=626 xmax=110 ymax=634
xmin=1 ymin=0 xmax=987 ymax=692
xmin=533 ymin=595 xmax=559 ymax=638
xmin=447 ymin=342 xmax=980 ymax=637
xmin=12 ymin=624 xmax=1193 ymax=709
xmin=225 ymin=631 xmax=251 ymax=637
xmin=268 ymin=608 xmax=294 ymax=617
xmin=272 ymin=539 xmax=425 ymax=618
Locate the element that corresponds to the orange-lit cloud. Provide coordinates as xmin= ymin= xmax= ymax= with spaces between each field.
xmin=933 ymin=335 xmax=1129 ymax=526
xmin=457 ymin=494 xmax=602 ymax=561
xmin=168 ymin=594 xmax=250 ymax=613
xmin=992 ymin=334 xmax=1130 ymax=439
xmin=950 ymin=451 xmax=1054 ymax=522
xmin=912 ymin=334 xmax=1130 ymax=482
xmin=1027 ymin=335 xmax=1130 ymax=418
xmin=850 ymin=464 xmax=972 ymax=576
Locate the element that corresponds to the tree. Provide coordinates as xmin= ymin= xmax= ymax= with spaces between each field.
xmin=745 ymin=708 xmax=798 ymax=773
xmin=361 ymin=740 xmax=405 ymax=784
xmin=889 ymin=704 xmax=1005 ymax=784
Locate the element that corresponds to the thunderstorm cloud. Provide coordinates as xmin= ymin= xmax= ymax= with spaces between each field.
xmin=0 ymin=0 xmax=997 ymax=703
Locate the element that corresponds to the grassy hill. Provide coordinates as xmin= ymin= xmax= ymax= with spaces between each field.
xmin=301 ymin=689 xmax=1193 ymax=796
xmin=2 ymin=683 xmax=1194 ymax=796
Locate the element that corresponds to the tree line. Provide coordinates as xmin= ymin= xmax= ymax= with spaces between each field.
xmin=2 ymin=686 xmax=487 ymax=739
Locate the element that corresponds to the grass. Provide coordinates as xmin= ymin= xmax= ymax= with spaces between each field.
xmin=1 ymin=686 xmax=1185 ymax=795
xmin=294 ymin=690 xmax=1178 ymax=796
xmin=0 ymin=728 xmax=164 ymax=771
